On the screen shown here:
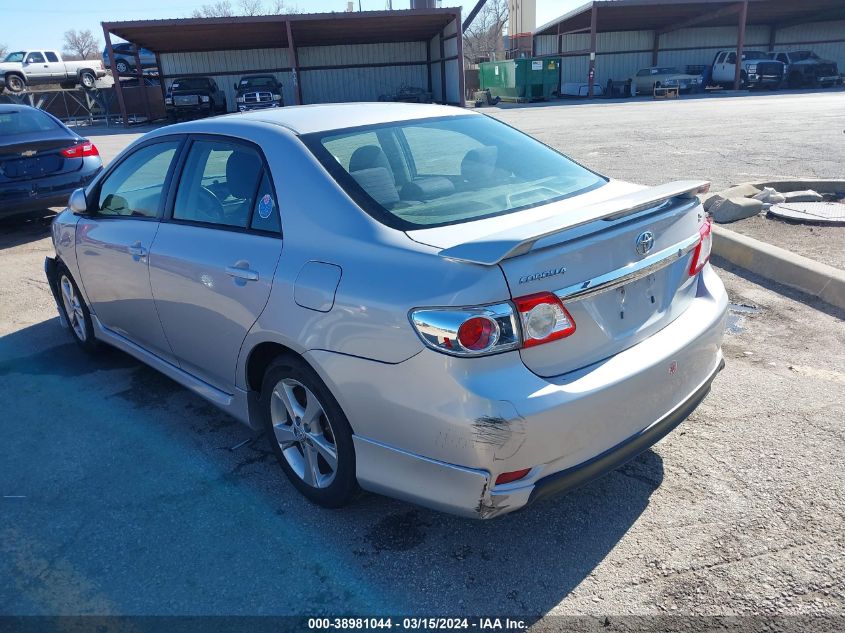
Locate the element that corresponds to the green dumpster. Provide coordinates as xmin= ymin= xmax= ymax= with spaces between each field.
xmin=478 ymin=57 xmax=561 ymax=103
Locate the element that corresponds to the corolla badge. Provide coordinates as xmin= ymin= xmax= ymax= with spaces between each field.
xmin=519 ymin=266 xmax=566 ymax=284
xmin=635 ymin=230 xmax=655 ymax=256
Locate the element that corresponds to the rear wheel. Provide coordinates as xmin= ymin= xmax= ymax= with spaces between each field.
xmin=79 ymin=71 xmax=97 ymax=90
xmin=57 ymin=267 xmax=99 ymax=352
xmin=261 ymin=355 xmax=358 ymax=508
xmin=115 ymin=60 xmax=130 ymax=74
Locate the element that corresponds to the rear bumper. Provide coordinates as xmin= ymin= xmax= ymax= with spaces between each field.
xmin=0 ymin=166 xmax=100 ymax=217
xmin=310 ymin=265 xmax=729 ymax=519
xmin=527 ymin=356 xmax=724 ymax=506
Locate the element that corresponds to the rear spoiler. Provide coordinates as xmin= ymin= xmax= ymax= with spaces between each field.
xmin=438 ymin=180 xmax=710 ymax=266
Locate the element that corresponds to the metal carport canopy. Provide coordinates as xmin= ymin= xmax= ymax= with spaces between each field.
xmin=104 ymin=9 xmax=461 ymax=52
xmin=534 ymin=0 xmax=845 ymax=35
xmin=102 ymin=8 xmax=464 ymax=125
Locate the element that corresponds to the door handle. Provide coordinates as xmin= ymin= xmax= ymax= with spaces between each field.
xmin=128 ymin=241 xmax=147 ymax=259
xmin=225 ymin=265 xmax=259 ymax=282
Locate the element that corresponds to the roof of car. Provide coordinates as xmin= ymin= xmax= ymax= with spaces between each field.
xmin=222 ymin=102 xmax=475 ymax=135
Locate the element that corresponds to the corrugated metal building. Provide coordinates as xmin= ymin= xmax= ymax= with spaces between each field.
xmin=532 ymin=0 xmax=845 ymax=95
xmin=102 ymin=8 xmax=464 ymax=124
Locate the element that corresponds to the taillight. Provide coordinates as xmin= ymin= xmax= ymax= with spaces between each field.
xmin=410 ymin=292 xmax=576 ymax=357
xmin=513 ymin=292 xmax=576 ymax=348
xmin=60 ymin=143 xmax=99 ymax=159
xmin=688 ymin=218 xmax=713 ymax=276
xmin=410 ymin=303 xmax=520 ymax=357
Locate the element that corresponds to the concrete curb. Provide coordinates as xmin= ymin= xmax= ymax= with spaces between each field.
xmin=712 ymin=225 xmax=845 ymax=310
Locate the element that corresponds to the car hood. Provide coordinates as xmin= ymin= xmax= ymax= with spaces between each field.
xmin=792 ymin=58 xmax=836 ymax=66
xmin=0 ymin=62 xmax=21 ymax=72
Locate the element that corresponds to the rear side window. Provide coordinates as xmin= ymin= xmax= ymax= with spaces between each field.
xmin=173 ymin=139 xmax=264 ymax=229
xmin=97 ymin=141 xmax=179 ymax=218
xmin=45 ymin=52 xmax=59 ymax=63
xmin=250 ymin=172 xmax=281 ymax=233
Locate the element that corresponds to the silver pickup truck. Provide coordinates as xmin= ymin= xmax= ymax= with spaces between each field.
xmin=0 ymin=50 xmax=106 ymax=93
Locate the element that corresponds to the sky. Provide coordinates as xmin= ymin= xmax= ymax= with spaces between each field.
xmin=0 ymin=0 xmax=584 ymax=53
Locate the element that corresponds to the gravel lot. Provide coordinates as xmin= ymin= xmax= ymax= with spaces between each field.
xmin=1 ymin=93 xmax=844 ymax=621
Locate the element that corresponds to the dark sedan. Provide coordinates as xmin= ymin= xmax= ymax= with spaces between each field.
xmin=0 ymin=104 xmax=102 ymax=218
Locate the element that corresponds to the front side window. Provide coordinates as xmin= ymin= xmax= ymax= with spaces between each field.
xmin=726 ymin=53 xmax=736 ymax=64
xmin=26 ymin=52 xmax=45 ymax=64
xmin=637 ymin=69 xmax=650 ymax=77
xmin=173 ymin=139 xmax=265 ymax=229
xmin=96 ymin=141 xmax=179 ymax=218
xmin=304 ymin=115 xmax=606 ymax=229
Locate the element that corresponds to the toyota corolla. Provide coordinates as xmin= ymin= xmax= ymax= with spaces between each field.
xmin=45 ymin=103 xmax=727 ymax=518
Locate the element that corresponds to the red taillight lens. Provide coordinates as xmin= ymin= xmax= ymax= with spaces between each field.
xmin=688 ymin=219 xmax=713 ymax=276
xmin=60 ymin=143 xmax=99 ymax=159
xmin=513 ymin=292 xmax=576 ymax=348
xmin=457 ymin=316 xmax=497 ymax=351
xmin=495 ymin=468 xmax=532 ymax=485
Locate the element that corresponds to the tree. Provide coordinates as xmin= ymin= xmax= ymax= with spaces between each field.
xmin=0 ymin=43 xmax=8 ymax=60
xmin=191 ymin=1 xmax=234 ymax=17
xmin=190 ymin=0 xmax=297 ymax=17
xmin=462 ymin=0 xmax=508 ymax=66
xmin=63 ymin=29 xmax=100 ymax=60
xmin=239 ymin=0 xmax=264 ymax=15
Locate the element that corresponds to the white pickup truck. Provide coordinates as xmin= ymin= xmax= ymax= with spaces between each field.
xmin=0 ymin=50 xmax=106 ymax=93
xmin=711 ymin=49 xmax=785 ymax=89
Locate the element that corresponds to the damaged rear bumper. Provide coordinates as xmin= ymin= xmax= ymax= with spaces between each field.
xmin=308 ymin=266 xmax=728 ymax=519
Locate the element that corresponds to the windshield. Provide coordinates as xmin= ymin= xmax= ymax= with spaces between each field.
xmin=303 ymin=115 xmax=607 ymax=229
xmin=743 ymin=51 xmax=769 ymax=60
xmin=4 ymin=52 xmax=26 ymax=63
xmin=171 ymin=78 xmax=209 ymax=90
xmin=0 ymin=108 xmax=60 ymax=135
xmin=659 ymin=67 xmax=681 ymax=74
xmin=240 ymin=76 xmax=276 ymax=89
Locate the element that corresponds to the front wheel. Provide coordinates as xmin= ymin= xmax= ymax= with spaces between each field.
xmin=115 ymin=60 xmax=130 ymax=74
xmin=5 ymin=74 xmax=25 ymax=93
xmin=57 ymin=267 xmax=99 ymax=352
xmin=261 ymin=355 xmax=358 ymax=508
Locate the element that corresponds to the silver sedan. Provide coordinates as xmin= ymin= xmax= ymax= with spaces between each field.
xmin=45 ymin=103 xmax=727 ymax=518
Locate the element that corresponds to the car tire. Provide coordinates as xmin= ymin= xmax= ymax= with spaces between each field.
xmin=261 ymin=355 xmax=359 ymax=508
xmin=5 ymin=74 xmax=26 ymax=93
xmin=57 ymin=265 xmax=99 ymax=353
xmin=79 ymin=71 xmax=97 ymax=90
xmin=115 ymin=60 xmax=130 ymax=74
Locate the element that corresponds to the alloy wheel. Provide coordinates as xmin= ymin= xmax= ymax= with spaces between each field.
xmin=270 ymin=378 xmax=338 ymax=489
xmin=60 ymin=274 xmax=87 ymax=342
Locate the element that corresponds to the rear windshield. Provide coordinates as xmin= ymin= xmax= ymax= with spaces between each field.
xmin=0 ymin=109 xmax=60 ymax=135
xmin=302 ymin=115 xmax=606 ymax=229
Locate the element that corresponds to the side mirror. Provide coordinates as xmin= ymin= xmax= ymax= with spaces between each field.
xmin=69 ymin=188 xmax=88 ymax=215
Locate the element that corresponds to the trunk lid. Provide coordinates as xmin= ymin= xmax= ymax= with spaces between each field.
xmin=408 ymin=180 xmax=707 ymax=377
xmin=0 ymin=131 xmax=83 ymax=182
